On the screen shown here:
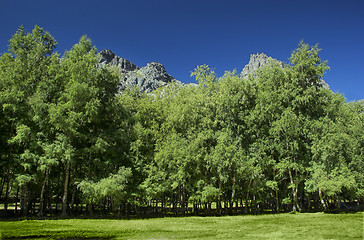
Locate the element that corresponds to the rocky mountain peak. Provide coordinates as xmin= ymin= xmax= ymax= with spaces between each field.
xmin=240 ymin=52 xmax=330 ymax=89
xmin=240 ymin=53 xmax=283 ymax=79
xmin=99 ymin=49 xmax=116 ymax=63
xmin=99 ymin=50 xmax=179 ymax=93
xmin=139 ymin=62 xmax=174 ymax=83
xmin=99 ymin=49 xmax=139 ymax=73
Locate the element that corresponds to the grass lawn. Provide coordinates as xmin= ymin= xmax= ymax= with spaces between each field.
xmin=0 ymin=212 xmax=363 ymax=239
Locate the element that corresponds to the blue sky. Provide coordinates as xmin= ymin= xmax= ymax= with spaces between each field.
xmin=1 ymin=0 xmax=363 ymax=101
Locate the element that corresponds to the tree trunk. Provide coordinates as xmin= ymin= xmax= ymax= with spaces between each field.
xmin=87 ymin=203 xmax=93 ymax=216
xmin=39 ymin=170 xmax=48 ymax=216
xmin=245 ymin=173 xmax=253 ymax=213
xmin=181 ymin=185 xmax=186 ymax=215
xmin=70 ymin=184 xmax=76 ymax=214
xmin=231 ymin=175 xmax=236 ymax=213
xmin=3 ymin=171 xmax=11 ymax=213
xmin=288 ymin=167 xmax=301 ymax=212
xmin=319 ymin=188 xmax=327 ymax=210
xmin=161 ymin=195 xmax=165 ymax=214
xmin=275 ymin=188 xmax=280 ymax=212
xmin=273 ymin=168 xmax=280 ymax=212
xmin=48 ymin=183 xmax=53 ymax=215
xmin=216 ymin=197 xmax=221 ymax=215
xmin=240 ymin=198 xmax=243 ymax=213
xmin=14 ymin=186 xmax=19 ymax=214
xmin=61 ymin=160 xmax=70 ymax=216
xmin=217 ymin=181 xmax=222 ymax=215
xmin=0 ymin=176 xmax=4 ymax=201
xmin=21 ymin=184 xmax=30 ymax=216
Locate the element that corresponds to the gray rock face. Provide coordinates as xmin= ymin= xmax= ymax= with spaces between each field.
xmin=356 ymin=99 xmax=364 ymax=105
xmin=100 ymin=49 xmax=139 ymax=73
xmin=139 ymin=62 xmax=175 ymax=83
xmin=120 ymin=63 xmax=176 ymax=93
xmin=240 ymin=53 xmax=284 ymax=79
xmin=240 ymin=52 xmax=330 ymax=89
xmin=99 ymin=50 xmax=179 ymax=93
xmin=321 ymin=81 xmax=330 ymax=89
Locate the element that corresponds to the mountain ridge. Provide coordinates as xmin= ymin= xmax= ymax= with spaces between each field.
xmin=100 ymin=50 xmax=336 ymax=94
xmin=99 ymin=49 xmax=181 ymax=93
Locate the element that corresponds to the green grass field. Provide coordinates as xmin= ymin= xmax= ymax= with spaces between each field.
xmin=0 ymin=212 xmax=363 ymax=239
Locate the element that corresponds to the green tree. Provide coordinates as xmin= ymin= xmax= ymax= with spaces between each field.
xmin=248 ymin=42 xmax=330 ymax=212
xmin=0 ymin=25 xmax=58 ymax=215
xmin=48 ymin=36 xmax=120 ymax=216
xmin=306 ymin=93 xmax=363 ymax=209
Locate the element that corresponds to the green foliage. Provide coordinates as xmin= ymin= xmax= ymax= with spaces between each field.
xmin=290 ymin=41 xmax=329 ymax=88
xmin=77 ymin=167 xmax=132 ymax=206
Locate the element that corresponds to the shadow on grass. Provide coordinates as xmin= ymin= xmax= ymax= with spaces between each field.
xmin=1 ymin=231 xmax=115 ymax=240
xmin=2 ymin=236 xmax=114 ymax=240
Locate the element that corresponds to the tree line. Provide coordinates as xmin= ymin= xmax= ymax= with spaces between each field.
xmin=0 ymin=26 xmax=363 ymax=217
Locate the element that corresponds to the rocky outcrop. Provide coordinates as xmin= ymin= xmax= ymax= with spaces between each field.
xmin=101 ymin=50 xmax=333 ymax=94
xmin=100 ymin=50 xmax=179 ymax=93
xmin=240 ymin=53 xmax=330 ymax=89
xmin=120 ymin=62 xmax=177 ymax=93
xmin=100 ymin=49 xmax=139 ymax=73
xmin=240 ymin=53 xmax=284 ymax=79
xmin=356 ymin=99 xmax=364 ymax=105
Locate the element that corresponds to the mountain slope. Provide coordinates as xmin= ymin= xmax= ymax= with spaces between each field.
xmin=100 ymin=50 xmax=180 ymax=93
